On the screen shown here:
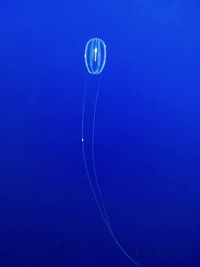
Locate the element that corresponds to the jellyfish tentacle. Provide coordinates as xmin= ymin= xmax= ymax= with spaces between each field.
xmin=91 ymin=76 xmax=110 ymax=225
xmin=90 ymin=78 xmax=142 ymax=267
xmin=81 ymin=78 xmax=109 ymax=225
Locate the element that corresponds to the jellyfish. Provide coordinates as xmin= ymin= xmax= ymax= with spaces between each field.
xmin=84 ymin=37 xmax=106 ymax=75
xmin=81 ymin=37 xmax=142 ymax=267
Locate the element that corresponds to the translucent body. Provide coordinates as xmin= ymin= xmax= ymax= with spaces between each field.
xmin=84 ymin=38 xmax=106 ymax=75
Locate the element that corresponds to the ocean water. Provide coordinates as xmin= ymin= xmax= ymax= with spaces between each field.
xmin=0 ymin=1 xmax=200 ymax=267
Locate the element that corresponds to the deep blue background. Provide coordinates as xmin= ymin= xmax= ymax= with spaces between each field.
xmin=0 ymin=1 xmax=200 ymax=266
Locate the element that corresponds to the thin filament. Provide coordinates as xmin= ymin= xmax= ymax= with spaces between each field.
xmin=81 ymin=77 xmax=108 ymax=225
xmin=81 ymin=77 xmax=142 ymax=267
xmin=91 ymin=76 xmax=110 ymax=225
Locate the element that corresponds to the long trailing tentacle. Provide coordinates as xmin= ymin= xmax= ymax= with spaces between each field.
xmin=81 ymin=77 xmax=108 ymax=225
xmin=81 ymin=76 xmax=142 ymax=267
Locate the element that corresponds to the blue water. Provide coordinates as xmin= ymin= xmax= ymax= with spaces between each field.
xmin=0 ymin=1 xmax=200 ymax=267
